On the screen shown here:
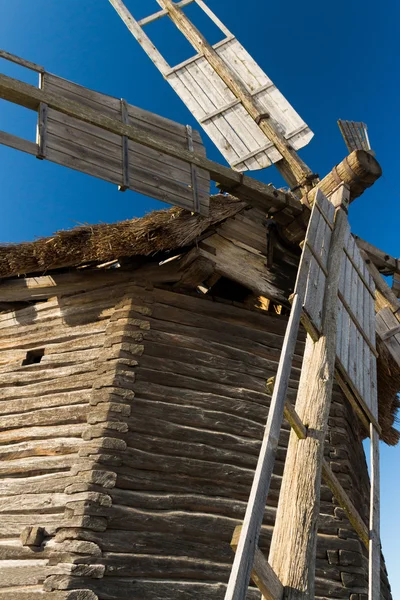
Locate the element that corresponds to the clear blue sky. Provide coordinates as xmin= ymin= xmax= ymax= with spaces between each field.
xmin=1 ymin=0 xmax=399 ymax=595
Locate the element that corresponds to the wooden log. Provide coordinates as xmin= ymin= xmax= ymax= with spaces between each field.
xmin=305 ymin=150 xmax=382 ymax=206
xmin=268 ymin=187 xmax=349 ymax=600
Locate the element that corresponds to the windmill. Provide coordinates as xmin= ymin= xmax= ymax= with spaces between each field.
xmin=0 ymin=2 xmax=396 ymax=600
xmin=105 ymin=2 xmax=382 ymax=599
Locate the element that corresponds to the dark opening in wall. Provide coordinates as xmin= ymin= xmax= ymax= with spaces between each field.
xmin=22 ymin=348 xmax=45 ymax=366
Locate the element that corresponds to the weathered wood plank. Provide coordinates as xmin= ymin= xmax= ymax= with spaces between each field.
xmin=0 ymin=130 xmax=38 ymax=155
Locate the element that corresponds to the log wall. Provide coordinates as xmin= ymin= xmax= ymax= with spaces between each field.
xmin=0 ymin=280 xmax=393 ymax=600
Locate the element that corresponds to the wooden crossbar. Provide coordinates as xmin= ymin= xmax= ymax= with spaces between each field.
xmin=267 ymin=375 xmax=370 ymax=549
xmin=231 ymin=526 xmax=283 ymax=600
xmin=138 ymin=0 xmax=195 ymax=27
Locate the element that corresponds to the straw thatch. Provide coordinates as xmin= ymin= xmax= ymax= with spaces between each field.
xmin=0 ymin=193 xmax=398 ymax=445
xmin=0 ymin=195 xmax=246 ymax=278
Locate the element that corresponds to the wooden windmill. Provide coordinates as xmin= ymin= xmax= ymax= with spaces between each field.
xmin=0 ymin=2 xmax=398 ymax=600
xmin=105 ymin=2 xmax=381 ymax=600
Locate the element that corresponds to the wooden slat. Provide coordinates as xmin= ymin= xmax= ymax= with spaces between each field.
xmin=231 ymin=526 xmax=283 ymax=600
xmin=0 ymin=49 xmax=44 ymax=73
xmin=108 ymin=0 xmax=171 ymax=75
xmin=36 ymin=102 xmax=48 ymax=159
xmin=138 ymin=0 xmax=195 ymax=26
xmin=321 ymin=459 xmax=369 ymax=548
xmin=0 ymin=130 xmax=37 ymax=155
xmin=369 ymin=424 xmax=380 ymax=600
xmin=120 ymin=98 xmax=130 ymax=191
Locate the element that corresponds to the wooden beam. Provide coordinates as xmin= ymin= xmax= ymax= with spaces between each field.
xmin=0 ymin=72 xmax=303 ymax=219
xmin=231 ymin=526 xmax=283 ymax=600
xmin=321 ymin=459 xmax=369 ymax=549
xmin=304 ymin=151 xmax=382 ymax=207
xmin=283 ymin=151 xmax=382 ymax=245
xmin=156 ymin=0 xmax=314 ymax=190
xmin=0 ymin=49 xmax=44 ymax=73
xmin=369 ymin=424 xmax=381 ymax=600
xmin=268 ymin=185 xmax=349 ymax=600
xmin=356 ymin=236 xmax=400 ymax=276
xmin=0 ymin=130 xmax=37 ymax=156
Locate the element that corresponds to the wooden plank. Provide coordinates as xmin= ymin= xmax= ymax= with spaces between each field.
xmin=0 ymin=49 xmax=44 ymax=73
xmin=224 ymin=293 xmax=303 ymax=600
xmin=321 ymin=459 xmax=369 ymax=548
xmin=369 ymin=424 xmax=380 ymax=600
xmin=355 ymin=235 xmax=400 ymax=276
xmin=138 ymin=0 xmax=195 ymax=26
xmin=120 ymin=98 xmax=130 ymax=191
xmin=36 ymin=102 xmax=48 ymax=159
xmin=186 ymin=125 xmax=200 ymax=212
xmin=231 ymin=526 xmax=283 ymax=600
xmin=108 ymin=0 xmax=171 ymax=75
xmin=0 ymin=130 xmax=37 ymax=155
xmin=193 ymin=0 xmax=233 ymax=38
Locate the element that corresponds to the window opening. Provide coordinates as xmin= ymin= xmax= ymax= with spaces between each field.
xmin=22 ymin=348 xmax=45 ymax=366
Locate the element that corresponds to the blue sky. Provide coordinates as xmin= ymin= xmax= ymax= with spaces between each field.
xmin=1 ymin=0 xmax=399 ymax=594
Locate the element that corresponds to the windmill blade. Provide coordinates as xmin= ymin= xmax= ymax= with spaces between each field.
xmin=108 ymin=0 xmax=314 ymax=174
xmin=338 ymin=119 xmax=372 ymax=154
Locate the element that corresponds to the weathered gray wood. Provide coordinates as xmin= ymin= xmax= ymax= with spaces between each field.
xmin=36 ymin=102 xmax=48 ymax=159
xmin=0 ymin=71 xmax=318 ymax=218
xmin=231 ymin=525 xmax=283 ymax=600
xmin=269 ymin=186 xmax=349 ymax=600
xmin=224 ymin=293 xmax=303 ymax=600
xmin=0 ymin=130 xmax=38 ymax=155
xmin=0 ymin=49 xmax=44 ymax=72
xmin=153 ymin=0 xmax=313 ymax=186
xmin=369 ymin=425 xmax=380 ymax=600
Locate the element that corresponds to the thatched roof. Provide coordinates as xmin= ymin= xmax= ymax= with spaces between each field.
xmin=0 ymin=195 xmax=246 ymax=278
xmin=0 ymin=193 xmax=398 ymax=445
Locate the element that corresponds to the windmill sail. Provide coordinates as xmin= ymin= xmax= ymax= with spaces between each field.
xmin=338 ymin=119 xmax=372 ymax=154
xmin=108 ymin=0 xmax=313 ymax=172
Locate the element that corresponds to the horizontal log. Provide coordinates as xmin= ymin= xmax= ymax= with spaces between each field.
xmin=0 ymin=424 xmax=84 ymax=446
xmin=42 ymin=576 xmax=261 ymax=600
xmin=0 ymin=437 xmax=81 ymax=461
xmin=0 ymin=404 xmax=88 ymax=431
xmin=0 ymin=390 xmax=92 ymax=416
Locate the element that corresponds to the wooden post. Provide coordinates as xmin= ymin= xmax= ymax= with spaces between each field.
xmin=369 ymin=424 xmax=380 ymax=600
xmin=155 ymin=0 xmax=315 ymax=190
xmin=268 ymin=184 xmax=349 ymax=600
xmin=224 ymin=293 xmax=304 ymax=600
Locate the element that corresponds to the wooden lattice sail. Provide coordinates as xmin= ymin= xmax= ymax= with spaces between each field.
xmin=108 ymin=0 xmax=314 ymax=172
xmin=338 ymin=119 xmax=372 ymax=153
